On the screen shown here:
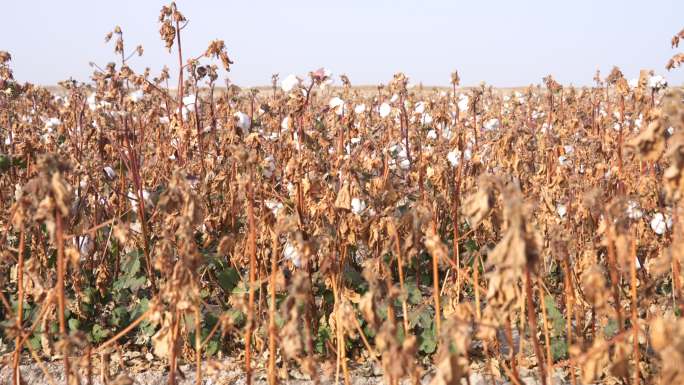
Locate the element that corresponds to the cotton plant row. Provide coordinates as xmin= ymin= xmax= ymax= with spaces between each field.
xmin=3 ymin=7 xmax=684 ymax=385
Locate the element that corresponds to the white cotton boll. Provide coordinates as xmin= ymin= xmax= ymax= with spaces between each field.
xmin=427 ymin=129 xmax=438 ymax=140
xmin=483 ymin=118 xmax=500 ymax=131
xmin=559 ymin=155 xmax=570 ymax=166
xmin=613 ymin=122 xmax=621 ymax=132
xmin=283 ymin=242 xmax=301 ymax=267
xmin=556 ymin=204 xmax=567 ymax=219
xmin=447 ymin=149 xmax=460 ymax=167
xmin=103 ymin=166 xmax=116 ymax=179
xmin=626 ymin=200 xmax=643 ymax=220
xmin=129 ymin=221 xmax=142 ymax=234
xmin=399 ymin=158 xmax=410 ymax=170
xmin=234 ymin=111 xmax=251 ymax=135
xmin=351 ymin=198 xmax=366 ymax=215
xmin=45 ymin=117 xmax=61 ymax=132
xmin=282 ymin=74 xmax=300 ymax=92
xmin=379 ymin=103 xmax=391 ymax=118
xmin=648 ymin=75 xmax=667 ymax=90
xmin=457 ymin=95 xmax=469 ymax=111
xmin=350 ymin=136 xmax=361 ymax=145
xmin=628 ymin=78 xmax=639 ymax=89
xmin=183 ymin=94 xmax=197 ymax=111
xmin=421 ymin=113 xmax=433 ymax=125
xmin=128 ymin=89 xmax=144 ymax=102
xmin=265 ymin=199 xmax=284 ymax=217
xmin=650 ymin=212 xmax=671 ymax=235
xmin=390 ymin=94 xmax=399 ymax=103
xmin=463 ymin=148 xmax=472 ymax=161
xmin=287 ymin=182 xmax=296 ymax=197
xmin=414 ymin=102 xmax=426 ymax=114
xmin=262 ymin=155 xmax=275 ymax=178
xmin=281 ymin=116 xmax=292 ymax=131
xmin=354 ymin=104 xmax=366 ymax=114
xmin=563 ymin=145 xmax=574 ymax=154
xmin=668 ymin=126 xmax=674 ymax=136
xmin=4 ymin=134 xmax=12 ymax=145
xmin=329 ymin=97 xmax=345 ymax=115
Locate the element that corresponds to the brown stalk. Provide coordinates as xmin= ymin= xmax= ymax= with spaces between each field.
xmin=268 ymin=231 xmax=278 ymax=385
xmin=55 ymin=211 xmax=71 ymax=385
xmin=245 ymin=178 xmax=257 ymax=385
xmin=537 ymin=277 xmax=553 ymax=385
xmin=630 ymin=235 xmax=640 ymax=385
xmin=12 ymin=229 xmax=25 ymax=385
xmin=524 ymin=265 xmax=547 ymax=385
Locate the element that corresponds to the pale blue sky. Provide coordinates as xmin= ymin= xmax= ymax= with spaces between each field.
xmin=2 ymin=0 xmax=683 ymax=87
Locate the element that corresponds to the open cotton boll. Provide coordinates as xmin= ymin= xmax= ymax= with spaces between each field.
xmin=281 ymin=116 xmax=292 ymax=131
xmin=427 ymin=129 xmax=438 ymax=140
xmin=329 ymin=97 xmax=345 ymax=115
xmin=379 ymin=103 xmax=391 ymax=118
xmin=390 ymin=94 xmax=399 ymax=103
xmin=414 ymin=102 xmax=426 ymax=114
xmin=354 ymin=104 xmax=366 ymax=114
xmin=265 ymin=199 xmax=284 ymax=217
xmin=458 ymin=95 xmax=469 ymax=111
xmin=447 ymin=149 xmax=461 ymax=167
xmin=350 ymin=137 xmax=361 ymax=145
xmin=628 ymin=78 xmax=639 ymax=89
xmin=234 ymin=111 xmax=251 ymax=135
xmin=648 ymin=75 xmax=667 ymax=90
xmin=182 ymin=94 xmax=197 ymax=111
xmin=103 ymin=166 xmax=116 ymax=180
xmin=483 ymin=118 xmax=500 ymax=131
xmin=283 ymin=241 xmax=301 ymax=267
xmin=281 ymin=74 xmax=300 ymax=92
xmin=650 ymin=212 xmax=672 ymax=235
xmin=556 ymin=203 xmax=567 ymax=219
xmin=128 ymin=89 xmax=144 ymax=102
xmin=399 ymin=158 xmax=410 ymax=170
xmin=351 ymin=198 xmax=366 ymax=214
xmin=626 ymin=200 xmax=643 ymax=220
xmin=563 ymin=145 xmax=574 ymax=154
xmin=45 ymin=117 xmax=61 ymax=132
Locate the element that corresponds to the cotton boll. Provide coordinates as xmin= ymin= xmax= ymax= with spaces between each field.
xmin=183 ymin=94 xmax=197 ymax=111
xmin=354 ymin=104 xmax=366 ymax=114
xmin=458 ymin=95 xmax=469 ymax=111
xmin=329 ymin=97 xmax=345 ymax=115
xmin=234 ymin=111 xmax=251 ymax=135
xmin=350 ymin=137 xmax=361 ymax=145
xmin=281 ymin=116 xmax=292 ymax=131
xmin=128 ymin=89 xmax=144 ymax=102
xmin=427 ymin=129 xmax=438 ymax=140
xmin=45 ymin=117 xmax=61 ymax=132
xmin=650 ymin=212 xmax=671 ymax=235
xmin=390 ymin=94 xmax=399 ymax=103
xmin=563 ymin=145 xmax=574 ymax=154
xmin=648 ymin=75 xmax=667 ymax=90
xmin=399 ymin=158 xmax=410 ymax=170
xmin=379 ymin=103 xmax=391 ymax=118
xmin=103 ymin=166 xmax=116 ymax=180
xmin=626 ymin=200 xmax=643 ymax=220
xmin=351 ymin=198 xmax=366 ymax=214
xmin=447 ymin=149 xmax=460 ymax=167
xmin=414 ymin=102 xmax=426 ymax=114
xmin=556 ymin=204 xmax=567 ymax=219
xmin=283 ymin=242 xmax=301 ymax=267
xmin=281 ymin=74 xmax=300 ymax=92
xmin=628 ymin=78 xmax=639 ymax=89
xmin=483 ymin=118 xmax=500 ymax=131
xmin=265 ymin=199 xmax=284 ymax=217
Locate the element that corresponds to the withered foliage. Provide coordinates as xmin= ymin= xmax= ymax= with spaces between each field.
xmin=2 ymin=9 xmax=684 ymax=385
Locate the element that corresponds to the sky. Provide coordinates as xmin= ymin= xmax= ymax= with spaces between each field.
xmin=2 ymin=0 xmax=684 ymax=87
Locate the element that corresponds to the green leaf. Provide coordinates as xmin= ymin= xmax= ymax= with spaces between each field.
xmin=206 ymin=340 xmax=219 ymax=357
xmin=419 ymin=323 xmax=437 ymax=354
xmin=68 ymin=318 xmax=81 ymax=332
xmin=550 ymin=337 xmax=568 ymax=361
xmin=217 ymin=267 xmax=240 ymax=293
xmin=405 ymin=281 xmax=423 ymax=305
xmin=604 ymin=318 xmax=619 ymax=338
xmin=543 ymin=295 xmax=565 ymax=337
xmin=91 ymin=324 xmax=110 ymax=343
